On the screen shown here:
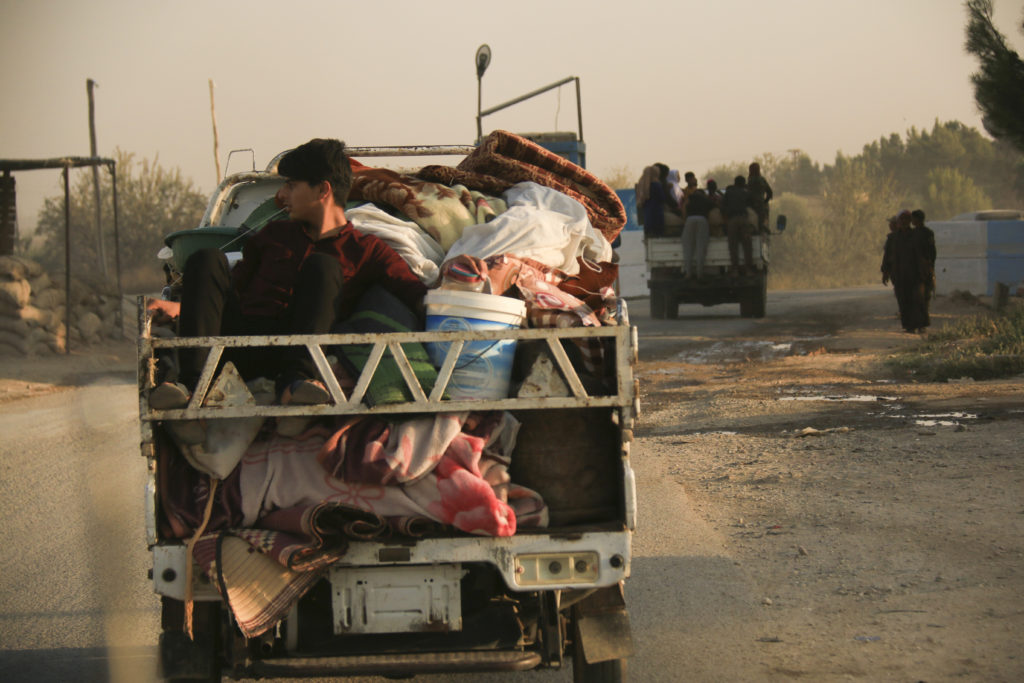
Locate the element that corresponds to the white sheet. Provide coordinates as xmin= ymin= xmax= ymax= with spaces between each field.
xmin=443 ymin=182 xmax=612 ymax=275
xmin=347 ymin=203 xmax=446 ymax=286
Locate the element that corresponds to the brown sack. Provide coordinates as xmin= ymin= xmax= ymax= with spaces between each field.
xmin=0 ymin=279 xmax=30 ymax=309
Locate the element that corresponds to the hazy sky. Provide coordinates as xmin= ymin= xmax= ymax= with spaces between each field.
xmin=2 ymin=0 xmax=1022 ymax=231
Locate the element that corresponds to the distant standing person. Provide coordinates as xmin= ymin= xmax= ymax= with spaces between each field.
xmin=747 ymin=162 xmax=773 ymax=232
xmin=890 ymin=209 xmax=930 ymax=332
xmin=908 ymin=209 xmax=937 ymax=330
xmin=681 ymin=187 xmax=713 ymax=281
xmin=680 ymin=171 xmax=700 ymax=208
xmin=705 ymin=178 xmax=725 ymax=236
xmin=723 ymin=176 xmax=754 ymax=276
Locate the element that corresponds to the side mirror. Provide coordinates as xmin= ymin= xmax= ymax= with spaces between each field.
xmin=776 ymin=214 xmax=787 ymax=233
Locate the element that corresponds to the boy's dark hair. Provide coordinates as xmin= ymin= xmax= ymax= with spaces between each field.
xmin=734 ymin=175 xmax=746 ymax=186
xmin=911 ymin=209 xmax=926 ymax=222
xmin=278 ymin=138 xmax=352 ymax=205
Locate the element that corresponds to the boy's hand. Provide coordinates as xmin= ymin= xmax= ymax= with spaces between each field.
xmin=146 ymin=298 xmax=180 ymax=324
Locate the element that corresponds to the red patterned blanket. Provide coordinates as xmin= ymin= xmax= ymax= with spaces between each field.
xmin=418 ymin=130 xmax=626 ymax=243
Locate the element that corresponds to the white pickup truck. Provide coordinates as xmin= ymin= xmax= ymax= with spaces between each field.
xmin=139 ymin=144 xmax=638 ymax=682
xmin=645 ymin=232 xmax=770 ymax=319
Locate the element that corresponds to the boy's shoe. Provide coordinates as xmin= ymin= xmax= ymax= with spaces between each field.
xmin=282 ymin=379 xmax=331 ymax=406
xmin=276 ymin=379 xmax=331 ymax=437
xmin=149 ymin=382 xmax=190 ymax=410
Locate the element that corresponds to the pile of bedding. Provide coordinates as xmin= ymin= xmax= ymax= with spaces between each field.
xmin=161 ymin=130 xmax=626 ymax=636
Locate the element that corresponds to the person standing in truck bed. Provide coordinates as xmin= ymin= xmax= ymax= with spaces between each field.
xmin=723 ymin=176 xmax=754 ymax=276
xmin=147 ymin=138 xmax=426 ymax=410
xmin=747 ymin=162 xmax=773 ymax=233
xmin=681 ymin=187 xmax=713 ymax=281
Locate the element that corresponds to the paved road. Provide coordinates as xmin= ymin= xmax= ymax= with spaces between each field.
xmin=0 ymin=377 xmax=158 ymax=682
xmin=0 ymin=288 xmax=890 ymax=682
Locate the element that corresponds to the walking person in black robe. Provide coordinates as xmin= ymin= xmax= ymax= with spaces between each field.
xmin=881 ymin=213 xmax=903 ymax=321
xmin=890 ymin=209 xmax=935 ymax=333
xmin=906 ymin=209 xmax=937 ymax=331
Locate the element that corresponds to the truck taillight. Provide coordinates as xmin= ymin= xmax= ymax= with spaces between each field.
xmin=513 ymin=552 xmax=599 ymax=586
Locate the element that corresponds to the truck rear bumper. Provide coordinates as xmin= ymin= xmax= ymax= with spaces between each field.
xmin=152 ymin=528 xmax=632 ymax=601
xmin=245 ymin=649 xmax=542 ymax=678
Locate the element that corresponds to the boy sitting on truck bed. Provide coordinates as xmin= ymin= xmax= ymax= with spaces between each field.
xmin=147 ymin=138 xmax=426 ymax=410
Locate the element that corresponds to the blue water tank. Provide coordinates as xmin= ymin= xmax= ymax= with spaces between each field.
xmin=520 ymin=132 xmax=586 ymax=169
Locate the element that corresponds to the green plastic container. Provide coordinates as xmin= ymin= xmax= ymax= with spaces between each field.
xmin=164 ymin=227 xmax=248 ymax=271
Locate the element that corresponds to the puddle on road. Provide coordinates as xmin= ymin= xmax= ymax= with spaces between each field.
xmin=688 ymin=430 xmax=739 ymax=436
xmin=908 ymin=412 xmax=979 ymax=427
xmin=675 ymin=338 xmax=830 ymax=365
xmin=778 ymin=394 xmax=900 ymax=403
xmin=775 ymin=391 xmax=980 ymax=428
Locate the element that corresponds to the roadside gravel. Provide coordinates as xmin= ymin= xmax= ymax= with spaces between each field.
xmin=635 ymin=292 xmax=1024 ymax=681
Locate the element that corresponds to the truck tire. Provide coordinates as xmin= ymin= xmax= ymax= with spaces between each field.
xmin=159 ymin=597 xmax=223 ymax=682
xmin=739 ymin=276 xmax=767 ymax=319
xmin=573 ymin=650 xmax=625 ymax=683
xmin=664 ymin=294 xmax=679 ymax=320
xmin=650 ymin=289 xmax=666 ymax=320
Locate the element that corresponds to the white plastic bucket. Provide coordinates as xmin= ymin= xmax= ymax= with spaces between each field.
xmin=425 ymin=289 xmax=527 ymax=400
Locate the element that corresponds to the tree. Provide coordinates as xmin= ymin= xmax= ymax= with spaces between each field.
xmin=31 ymin=149 xmax=208 ymax=292
xmin=923 ymin=167 xmax=992 ymax=220
xmin=704 ymin=161 xmax=748 ymax=188
xmin=601 ymin=164 xmax=635 ymax=190
xmin=844 ymin=119 xmax=1021 ymax=209
xmin=770 ymin=150 xmax=823 ymax=195
xmin=965 ymin=0 xmax=1024 ymax=153
xmin=818 ymin=155 xmax=905 ymax=285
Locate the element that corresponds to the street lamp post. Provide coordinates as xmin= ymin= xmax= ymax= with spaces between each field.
xmin=475 ymin=44 xmax=491 ymax=144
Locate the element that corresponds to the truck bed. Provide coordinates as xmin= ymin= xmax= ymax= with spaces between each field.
xmin=138 ymin=299 xmax=639 ymax=598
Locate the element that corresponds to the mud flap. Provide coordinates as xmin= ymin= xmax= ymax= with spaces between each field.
xmin=572 ymin=584 xmax=633 ymax=665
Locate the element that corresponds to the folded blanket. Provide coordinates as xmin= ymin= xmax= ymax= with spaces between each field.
xmin=349 ymin=167 xmax=507 ymax=251
xmin=418 ymin=130 xmax=627 ymax=244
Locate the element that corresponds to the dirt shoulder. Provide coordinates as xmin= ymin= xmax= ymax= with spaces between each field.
xmin=636 ymin=292 xmax=1024 ymax=681
xmin=0 ymin=338 xmax=136 ymax=403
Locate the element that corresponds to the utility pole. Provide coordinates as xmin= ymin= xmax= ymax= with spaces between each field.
xmin=209 ymin=79 xmax=221 ymax=184
xmin=87 ymin=78 xmax=107 ymax=277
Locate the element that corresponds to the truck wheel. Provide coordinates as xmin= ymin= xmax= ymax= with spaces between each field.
xmin=159 ymin=597 xmax=223 ymax=682
xmin=573 ymin=651 xmax=626 ymax=683
xmin=739 ymin=277 xmax=767 ymax=319
xmin=650 ymin=290 xmax=666 ymax=320
xmin=664 ymin=294 xmax=679 ymax=320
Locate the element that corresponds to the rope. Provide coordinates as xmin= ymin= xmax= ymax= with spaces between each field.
xmin=183 ymin=476 xmax=219 ymax=639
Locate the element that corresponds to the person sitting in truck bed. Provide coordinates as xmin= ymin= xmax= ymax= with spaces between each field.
xmin=147 ymin=138 xmax=427 ymax=411
xmin=636 ymin=165 xmax=667 ymax=237
xmin=723 ymin=176 xmax=755 ymax=277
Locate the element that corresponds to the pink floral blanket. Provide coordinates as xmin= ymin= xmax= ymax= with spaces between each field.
xmin=182 ymin=411 xmax=547 ymax=637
